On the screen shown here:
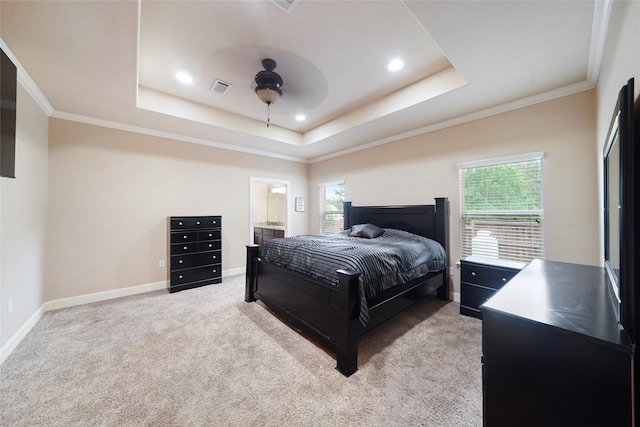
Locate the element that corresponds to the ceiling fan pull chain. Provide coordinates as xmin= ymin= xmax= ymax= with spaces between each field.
xmin=267 ymin=102 xmax=271 ymax=127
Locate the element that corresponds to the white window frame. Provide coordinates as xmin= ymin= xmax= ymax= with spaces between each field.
xmin=318 ymin=180 xmax=345 ymax=235
xmin=457 ymin=152 xmax=545 ymax=263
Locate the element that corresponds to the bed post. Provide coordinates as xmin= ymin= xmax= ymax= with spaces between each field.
xmin=343 ymin=201 xmax=352 ymax=229
xmin=335 ymin=268 xmax=360 ymax=377
xmin=245 ymin=245 xmax=259 ymax=302
xmin=434 ymin=197 xmax=450 ymax=301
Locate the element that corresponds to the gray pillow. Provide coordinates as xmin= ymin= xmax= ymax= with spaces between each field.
xmin=349 ymin=223 xmax=385 ymax=239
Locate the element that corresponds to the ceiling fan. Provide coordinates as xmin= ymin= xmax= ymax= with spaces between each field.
xmin=254 ymin=58 xmax=283 ymax=127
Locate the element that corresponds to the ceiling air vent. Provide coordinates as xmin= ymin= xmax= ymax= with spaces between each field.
xmin=210 ymin=79 xmax=232 ymax=95
xmin=269 ymin=0 xmax=300 ymax=14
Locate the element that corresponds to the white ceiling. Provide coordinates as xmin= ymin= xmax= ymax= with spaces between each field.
xmin=0 ymin=0 xmax=607 ymax=162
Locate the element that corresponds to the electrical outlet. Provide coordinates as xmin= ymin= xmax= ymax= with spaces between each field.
xmin=8 ymin=300 xmax=13 ymax=314
xmin=159 ymin=260 xmax=165 ymax=268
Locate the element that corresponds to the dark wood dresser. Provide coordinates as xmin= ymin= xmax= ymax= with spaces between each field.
xmin=168 ymin=216 xmax=222 ymax=293
xmin=460 ymin=256 xmax=525 ymax=319
xmin=480 ymin=259 xmax=634 ymax=426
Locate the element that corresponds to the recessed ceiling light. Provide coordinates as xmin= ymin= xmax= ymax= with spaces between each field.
xmin=176 ymin=72 xmax=193 ymax=84
xmin=388 ymin=59 xmax=404 ymax=72
xmin=295 ymin=114 xmax=306 ymax=121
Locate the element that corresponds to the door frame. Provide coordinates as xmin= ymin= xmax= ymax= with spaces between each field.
xmin=249 ymin=177 xmax=291 ymax=244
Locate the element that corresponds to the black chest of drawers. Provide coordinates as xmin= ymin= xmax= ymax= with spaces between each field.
xmin=460 ymin=256 xmax=525 ymax=319
xmin=168 ymin=216 xmax=222 ymax=293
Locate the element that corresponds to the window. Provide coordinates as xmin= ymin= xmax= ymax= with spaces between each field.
xmin=458 ymin=152 xmax=544 ymax=263
xmin=319 ymin=181 xmax=345 ymax=234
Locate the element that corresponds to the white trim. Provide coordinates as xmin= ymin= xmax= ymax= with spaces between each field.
xmin=457 ymin=151 xmax=544 ymax=170
xmin=317 ymin=179 xmax=345 ymax=187
xmin=310 ymin=81 xmax=592 ymax=163
xmin=42 ymin=281 xmax=167 ymax=312
xmin=0 ymin=304 xmax=46 ymax=365
xmin=224 ymin=267 xmax=245 ymax=277
xmin=0 ymin=38 xmax=54 ymax=116
xmin=51 ymin=111 xmax=308 ymax=164
xmin=451 ymin=291 xmax=460 ymax=304
xmin=587 ymin=0 xmax=613 ymax=83
xmin=0 ymin=268 xmax=245 ymax=366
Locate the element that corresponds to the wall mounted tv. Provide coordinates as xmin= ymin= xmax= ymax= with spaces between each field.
xmin=1 ymin=47 xmax=17 ymax=179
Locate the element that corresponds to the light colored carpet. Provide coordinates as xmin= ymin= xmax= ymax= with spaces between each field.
xmin=0 ymin=275 xmax=482 ymax=426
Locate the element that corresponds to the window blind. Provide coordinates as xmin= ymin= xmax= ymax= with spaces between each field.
xmin=458 ymin=153 xmax=544 ymax=263
xmin=319 ymin=181 xmax=345 ymax=234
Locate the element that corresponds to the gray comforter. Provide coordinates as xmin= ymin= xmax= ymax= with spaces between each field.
xmin=259 ymin=228 xmax=447 ymax=325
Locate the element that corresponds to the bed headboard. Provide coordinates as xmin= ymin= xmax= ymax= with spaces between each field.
xmin=343 ymin=198 xmax=449 ymax=254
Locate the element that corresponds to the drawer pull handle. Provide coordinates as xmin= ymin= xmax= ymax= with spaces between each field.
xmin=209 ymin=234 xmax=213 ymax=237
xmin=213 ymin=255 xmax=216 ymax=259
xmin=178 ymin=260 xmax=183 ymax=264
xmin=196 ymin=221 xmax=201 ymax=225
xmin=213 ymin=221 xmax=217 ymax=224
xmin=183 ymin=235 xmax=188 ymax=239
xmin=179 ymin=275 xmax=183 ymax=279
xmin=213 ymin=269 xmax=217 ymax=273
xmin=471 ymin=271 xmax=476 ymax=276
xmin=178 ymin=222 xmax=183 ymax=225
xmin=183 ymin=246 xmax=188 ymax=250
xmin=502 ymin=277 xmax=507 ymax=282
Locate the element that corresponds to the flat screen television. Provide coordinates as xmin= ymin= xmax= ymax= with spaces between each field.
xmin=1 ymin=46 xmax=17 ymax=179
xmin=604 ymin=78 xmax=638 ymax=342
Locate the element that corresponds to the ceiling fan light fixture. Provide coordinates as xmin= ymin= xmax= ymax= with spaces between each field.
xmin=256 ymin=87 xmax=282 ymax=104
xmin=255 ymin=58 xmax=284 ymax=127
xmin=255 ymin=58 xmax=283 ymax=104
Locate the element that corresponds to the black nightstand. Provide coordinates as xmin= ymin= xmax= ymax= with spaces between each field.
xmin=460 ymin=256 xmax=525 ymax=319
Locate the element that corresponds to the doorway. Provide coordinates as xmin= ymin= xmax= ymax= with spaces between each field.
xmin=250 ymin=177 xmax=290 ymax=244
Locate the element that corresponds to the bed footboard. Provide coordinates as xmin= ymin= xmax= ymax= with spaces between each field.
xmin=245 ymin=244 xmax=362 ymax=376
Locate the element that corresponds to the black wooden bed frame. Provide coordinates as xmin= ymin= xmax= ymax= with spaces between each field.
xmin=245 ymin=197 xmax=449 ymax=377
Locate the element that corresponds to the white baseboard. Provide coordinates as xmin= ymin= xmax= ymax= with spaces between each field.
xmin=452 ymin=291 xmax=460 ymax=303
xmin=224 ymin=267 xmax=245 ymax=277
xmin=43 ymin=280 xmax=168 ymax=312
xmin=0 ymin=268 xmax=246 ymax=366
xmin=0 ymin=304 xmax=46 ymax=365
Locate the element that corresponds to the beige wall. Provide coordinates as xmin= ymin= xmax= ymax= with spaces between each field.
xmin=46 ymin=119 xmax=308 ymax=300
xmin=1 ymin=83 xmax=49 ymax=350
xmin=595 ymin=0 xmax=640 ymax=261
xmin=310 ymin=90 xmax=599 ymax=295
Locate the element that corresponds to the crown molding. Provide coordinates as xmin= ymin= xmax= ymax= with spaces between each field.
xmin=0 ymin=38 xmax=54 ymax=116
xmin=50 ymin=111 xmax=309 ymax=164
xmin=587 ymin=0 xmax=613 ymax=83
xmin=310 ymin=80 xmax=595 ymax=163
